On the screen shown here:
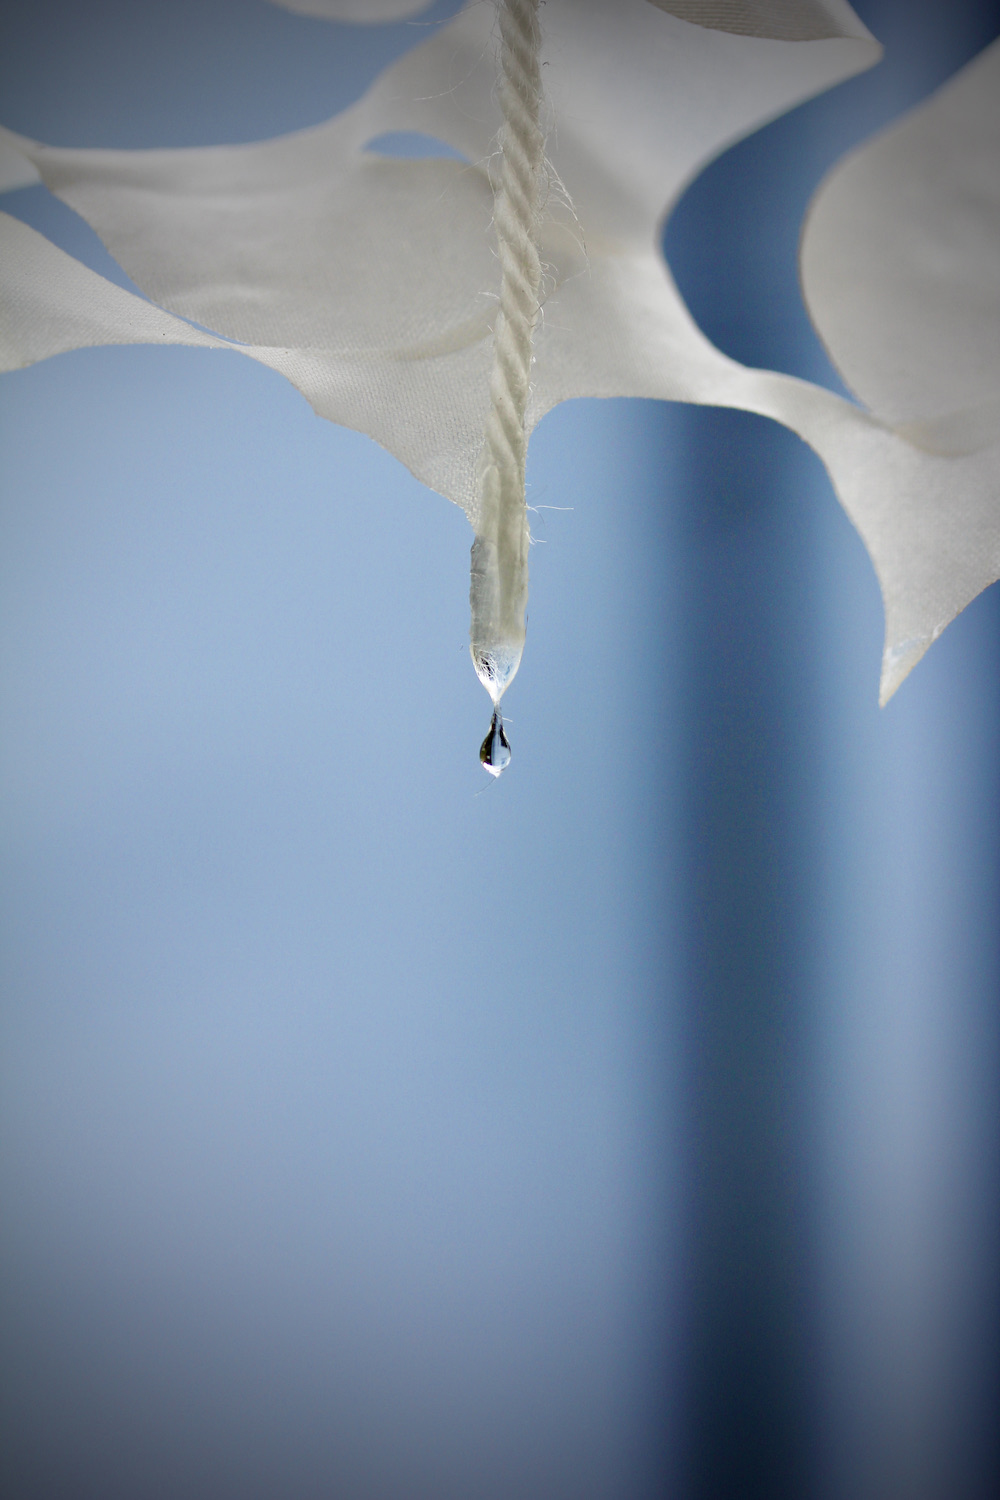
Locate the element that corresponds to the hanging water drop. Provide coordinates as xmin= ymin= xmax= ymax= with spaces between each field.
xmin=480 ymin=710 xmax=511 ymax=777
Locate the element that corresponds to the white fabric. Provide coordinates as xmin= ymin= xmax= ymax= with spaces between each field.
xmin=266 ymin=0 xmax=871 ymax=41
xmin=0 ymin=212 xmax=225 ymax=367
xmin=802 ymin=39 xmax=1000 ymax=432
xmin=796 ymin=39 xmax=1000 ymax=696
xmin=0 ymin=135 xmax=40 ymax=192
xmin=5 ymin=0 xmax=997 ymax=699
xmin=0 ymin=0 xmax=878 ymax=519
xmin=647 ymin=0 xmax=870 ymax=41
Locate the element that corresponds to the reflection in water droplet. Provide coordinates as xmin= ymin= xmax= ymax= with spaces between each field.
xmin=480 ymin=711 xmax=511 ymax=777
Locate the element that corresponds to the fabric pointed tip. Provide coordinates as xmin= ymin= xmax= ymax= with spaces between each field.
xmin=878 ymin=633 xmax=935 ymax=706
xmin=0 ymin=130 xmax=41 ymax=192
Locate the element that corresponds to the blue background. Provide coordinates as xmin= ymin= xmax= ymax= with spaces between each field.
xmin=1 ymin=2 xmax=998 ymax=1496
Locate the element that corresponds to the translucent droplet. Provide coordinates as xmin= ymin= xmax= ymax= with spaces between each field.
xmin=480 ymin=711 xmax=511 ymax=777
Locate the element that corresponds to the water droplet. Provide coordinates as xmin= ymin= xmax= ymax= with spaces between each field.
xmin=480 ymin=711 xmax=511 ymax=777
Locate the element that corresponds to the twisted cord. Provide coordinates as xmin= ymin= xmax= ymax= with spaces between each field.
xmin=468 ymin=0 xmax=544 ymax=705
xmin=482 ymin=0 xmax=544 ymax=511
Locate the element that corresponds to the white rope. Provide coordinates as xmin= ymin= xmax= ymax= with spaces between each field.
xmin=484 ymin=0 xmax=545 ymax=507
xmin=469 ymin=0 xmax=545 ymax=704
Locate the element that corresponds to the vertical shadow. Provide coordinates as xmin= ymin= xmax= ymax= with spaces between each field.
xmin=669 ymin=408 xmax=825 ymax=1500
xmin=661 ymin=8 xmax=1000 ymax=1494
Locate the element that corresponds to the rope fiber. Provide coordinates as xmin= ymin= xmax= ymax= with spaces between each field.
xmin=483 ymin=0 xmax=545 ymax=504
xmin=468 ymin=0 xmax=545 ymax=706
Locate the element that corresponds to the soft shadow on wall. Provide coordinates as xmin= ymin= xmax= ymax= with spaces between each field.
xmin=663 ymin=1 xmax=1000 ymax=1496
